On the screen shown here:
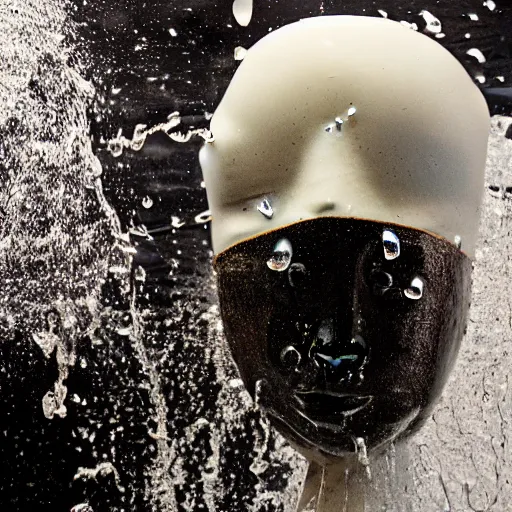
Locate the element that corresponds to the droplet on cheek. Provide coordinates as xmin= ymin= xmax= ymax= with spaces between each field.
xmin=404 ymin=276 xmax=424 ymax=300
xmin=382 ymin=230 xmax=400 ymax=260
xmin=267 ymin=238 xmax=293 ymax=272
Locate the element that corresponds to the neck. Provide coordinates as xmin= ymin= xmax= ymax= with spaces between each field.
xmin=296 ymin=443 xmax=411 ymax=512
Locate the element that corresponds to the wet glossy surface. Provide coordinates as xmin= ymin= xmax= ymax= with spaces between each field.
xmin=215 ymin=218 xmax=472 ymax=459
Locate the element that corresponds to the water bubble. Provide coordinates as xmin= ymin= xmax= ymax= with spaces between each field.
xmin=280 ymin=346 xmax=301 ymax=368
xmin=142 ymin=196 xmax=153 ymax=209
xmin=257 ymin=198 xmax=274 ymax=219
xmin=266 ymin=238 xmax=292 ymax=272
xmin=454 ymin=235 xmax=462 ymax=249
xmin=355 ymin=437 xmax=371 ymax=480
xmin=404 ymin=277 xmax=424 ymax=300
xmin=382 ymin=230 xmax=400 ymax=260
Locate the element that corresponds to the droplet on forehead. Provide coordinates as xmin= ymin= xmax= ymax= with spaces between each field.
xmin=267 ymin=238 xmax=293 ymax=272
xmin=404 ymin=277 xmax=424 ymax=300
xmin=382 ymin=230 xmax=400 ymax=260
xmin=257 ymin=198 xmax=273 ymax=219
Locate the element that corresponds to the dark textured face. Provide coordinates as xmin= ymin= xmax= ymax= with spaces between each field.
xmin=214 ymin=218 xmax=472 ymax=460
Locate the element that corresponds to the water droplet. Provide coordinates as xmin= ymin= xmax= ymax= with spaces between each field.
xmin=232 ymin=0 xmax=253 ymax=26
xmin=194 ymin=209 xmax=212 ymax=224
xmin=325 ymin=107 xmax=356 ymax=133
xmin=107 ymin=135 xmax=124 ymax=158
xmin=254 ymin=379 xmax=269 ymax=406
xmin=168 ymin=28 xmax=178 ymax=37
xmin=468 ymin=13 xmax=479 ymax=21
xmin=234 ymin=46 xmax=247 ymax=61
xmin=467 ymin=48 xmax=486 ymax=63
xmin=400 ymin=20 xmax=419 ymax=31
xmin=131 ymin=124 xmax=148 ymax=151
xmin=267 ymin=238 xmax=292 ymax=272
xmin=280 ymin=346 xmax=301 ymax=368
xmin=454 ymin=235 xmax=462 ymax=249
xmin=404 ymin=277 xmax=424 ymax=300
xmin=142 ymin=196 xmax=153 ymax=209
xmin=420 ymin=10 xmax=442 ymax=34
xmin=257 ymin=198 xmax=273 ymax=219
xmin=484 ymin=0 xmax=496 ymax=11
xmin=382 ymin=230 xmax=400 ymax=260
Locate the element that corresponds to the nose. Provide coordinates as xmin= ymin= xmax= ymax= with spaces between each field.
xmin=308 ymin=318 xmax=368 ymax=382
xmin=268 ymin=248 xmax=369 ymax=387
xmin=272 ymin=315 xmax=369 ymax=387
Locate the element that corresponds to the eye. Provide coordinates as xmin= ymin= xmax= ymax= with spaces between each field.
xmin=369 ymin=269 xmax=393 ymax=295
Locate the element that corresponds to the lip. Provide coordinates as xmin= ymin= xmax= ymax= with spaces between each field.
xmin=294 ymin=391 xmax=373 ymax=419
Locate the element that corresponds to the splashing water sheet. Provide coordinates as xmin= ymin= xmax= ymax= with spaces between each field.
xmin=2 ymin=0 xmax=512 ymax=511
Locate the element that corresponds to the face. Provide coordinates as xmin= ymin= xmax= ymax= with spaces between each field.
xmin=214 ymin=218 xmax=472 ymax=460
xmin=202 ymin=16 xmax=487 ymax=462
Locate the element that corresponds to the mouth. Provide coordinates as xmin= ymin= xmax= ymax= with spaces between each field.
xmin=294 ymin=391 xmax=373 ymax=420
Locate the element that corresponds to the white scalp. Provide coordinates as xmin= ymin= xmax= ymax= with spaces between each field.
xmin=200 ymin=15 xmax=490 ymax=257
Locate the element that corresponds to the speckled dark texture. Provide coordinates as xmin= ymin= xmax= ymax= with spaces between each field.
xmin=215 ymin=219 xmax=472 ymax=461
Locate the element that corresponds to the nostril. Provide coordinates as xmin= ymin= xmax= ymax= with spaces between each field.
xmin=310 ymin=332 xmax=369 ymax=383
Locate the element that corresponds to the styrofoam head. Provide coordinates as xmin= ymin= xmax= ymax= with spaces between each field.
xmin=200 ymin=15 xmax=490 ymax=257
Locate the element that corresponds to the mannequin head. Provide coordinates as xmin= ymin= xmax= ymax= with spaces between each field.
xmin=200 ymin=16 xmax=489 ymax=461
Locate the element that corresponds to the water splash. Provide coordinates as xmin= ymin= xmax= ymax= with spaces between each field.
xmin=106 ymin=112 xmax=213 ymax=158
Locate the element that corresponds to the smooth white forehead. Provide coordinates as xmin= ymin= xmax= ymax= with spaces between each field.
xmin=200 ymin=16 xmax=490 ymax=256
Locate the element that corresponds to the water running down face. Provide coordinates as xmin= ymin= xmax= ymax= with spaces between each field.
xmin=200 ymin=15 xmax=489 ymax=461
